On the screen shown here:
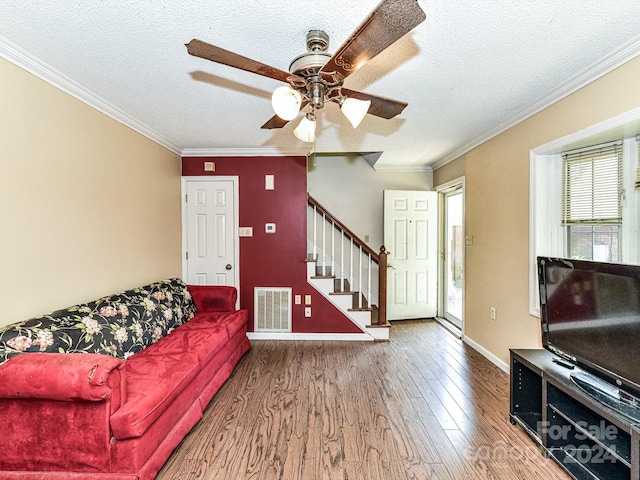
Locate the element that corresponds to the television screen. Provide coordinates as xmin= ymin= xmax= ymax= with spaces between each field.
xmin=538 ymin=257 xmax=640 ymax=398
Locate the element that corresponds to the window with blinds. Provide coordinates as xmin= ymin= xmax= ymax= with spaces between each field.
xmin=561 ymin=141 xmax=622 ymax=262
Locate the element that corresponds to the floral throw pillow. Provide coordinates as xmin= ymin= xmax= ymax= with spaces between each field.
xmin=0 ymin=278 xmax=196 ymax=364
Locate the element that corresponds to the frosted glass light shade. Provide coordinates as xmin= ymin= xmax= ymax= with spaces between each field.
xmin=293 ymin=115 xmax=316 ymax=143
xmin=341 ymin=97 xmax=371 ymax=128
xmin=271 ymin=86 xmax=302 ymax=121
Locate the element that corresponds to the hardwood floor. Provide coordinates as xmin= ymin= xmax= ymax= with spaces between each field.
xmin=158 ymin=320 xmax=569 ymax=479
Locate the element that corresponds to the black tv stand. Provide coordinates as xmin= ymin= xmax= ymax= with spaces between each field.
xmin=570 ymin=371 xmax=640 ymax=424
xmin=511 ymin=349 xmax=640 ymax=480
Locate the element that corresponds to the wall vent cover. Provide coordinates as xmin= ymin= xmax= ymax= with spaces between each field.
xmin=254 ymin=287 xmax=292 ymax=332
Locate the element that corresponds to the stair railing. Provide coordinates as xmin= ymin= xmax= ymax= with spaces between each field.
xmin=307 ymin=194 xmax=388 ymax=325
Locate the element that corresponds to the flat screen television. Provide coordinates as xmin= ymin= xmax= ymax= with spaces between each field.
xmin=538 ymin=256 xmax=640 ymax=420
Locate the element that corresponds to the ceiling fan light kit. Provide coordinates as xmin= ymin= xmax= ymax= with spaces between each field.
xmin=271 ymin=86 xmax=303 ymax=121
xmin=340 ymin=97 xmax=372 ymax=128
xmin=293 ymin=112 xmax=317 ymax=143
xmin=186 ymin=0 xmax=426 ymax=143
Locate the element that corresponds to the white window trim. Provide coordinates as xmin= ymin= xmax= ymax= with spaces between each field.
xmin=529 ymin=107 xmax=640 ymax=317
xmin=622 ymin=137 xmax=639 ymax=262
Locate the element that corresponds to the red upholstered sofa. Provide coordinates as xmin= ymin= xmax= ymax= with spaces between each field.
xmin=0 ymin=279 xmax=250 ymax=479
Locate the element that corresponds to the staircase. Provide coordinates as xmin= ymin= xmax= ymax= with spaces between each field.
xmin=307 ymin=195 xmax=390 ymax=341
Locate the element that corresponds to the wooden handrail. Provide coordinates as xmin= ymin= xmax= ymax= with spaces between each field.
xmin=307 ymin=194 xmax=380 ymax=261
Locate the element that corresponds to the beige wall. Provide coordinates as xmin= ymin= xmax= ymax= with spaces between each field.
xmin=435 ymin=56 xmax=640 ymax=365
xmin=308 ymin=154 xmax=433 ymax=250
xmin=0 ymin=58 xmax=182 ymax=327
xmin=433 ymin=154 xmax=466 ymax=187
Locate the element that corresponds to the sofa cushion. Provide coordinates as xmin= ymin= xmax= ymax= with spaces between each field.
xmin=0 ymin=353 xmax=123 ymax=401
xmin=109 ymin=326 xmax=222 ymax=439
xmin=184 ymin=311 xmax=247 ymax=338
xmin=173 ymin=325 xmax=230 ymax=366
xmin=0 ymin=278 xmax=197 ymax=364
xmin=188 ymin=285 xmax=237 ymax=313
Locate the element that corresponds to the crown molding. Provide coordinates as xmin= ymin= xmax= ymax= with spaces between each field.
xmin=0 ymin=35 xmax=182 ymax=155
xmin=432 ymin=33 xmax=640 ymax=171
xmin=373 ymin=163 xmax=433 ymax=172
xmin=181 ymin=147 xmax=310 ymax=157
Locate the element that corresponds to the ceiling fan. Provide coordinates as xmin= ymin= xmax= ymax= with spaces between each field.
xmin=186 ymin=0 xmax=426 ymax=142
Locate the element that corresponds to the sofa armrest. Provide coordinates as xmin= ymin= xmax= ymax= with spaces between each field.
xmin=0 ymin=353 xmax=123 ymax=402
xmin=188 ymin=285 xmax=238 ymax=313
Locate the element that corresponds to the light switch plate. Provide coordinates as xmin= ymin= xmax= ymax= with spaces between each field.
xmin=304 ymin=307 xmax=311 ymax=317
xmin=238 ymin=227 xmax=253 ymax=237
xmin=295 ymin=295 xmax=301 ymax=305
xmin=265 ymin=174 xmax=274 ymax=190
xmin=304 ymin=295 xmax=312 ymax=305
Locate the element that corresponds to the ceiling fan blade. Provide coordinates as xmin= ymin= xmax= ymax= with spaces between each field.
xmin=341 ymin=88 xmax=408 ymax=119
xmin=186 ymin=39 xmax=305 ymax=86
xmin=261 ymin=100 xmax=310 ymax=129
xmin=320 ymin=0 xmax=426 ymax=81
xmin=261 ymin=115 xmax=289 ymax=130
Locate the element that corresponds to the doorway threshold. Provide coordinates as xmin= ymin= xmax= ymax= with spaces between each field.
xmin=434 ymin=316 xmax=462 ymax=339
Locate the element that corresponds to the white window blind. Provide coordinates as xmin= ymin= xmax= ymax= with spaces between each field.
xmin=562 ymin=141 xmax=623 ymax=225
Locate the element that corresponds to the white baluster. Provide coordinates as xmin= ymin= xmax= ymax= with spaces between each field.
xmin=349 ymin=237 xmax=353 ymax=294
xmin=358 ymin=246 xmax=363 ymax=308
xmin=341 ymin=232 xmax=345 ymax=291
xmin=319 ymin=212 xmax=323 ymax=272
xmin=312 ymin=204 xmax=317 ymax=260
xmin=331 ymin=220 xmax=335 ymax=277
xmin=367 ymin=252 xmax=372 ymax=310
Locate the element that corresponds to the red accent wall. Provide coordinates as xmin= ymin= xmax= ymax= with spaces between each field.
xmin=182 ymin=156 xmax=362 ymax=334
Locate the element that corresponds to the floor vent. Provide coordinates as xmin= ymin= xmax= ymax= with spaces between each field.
xmin=254 ymin=287 xmax=292 ymax=332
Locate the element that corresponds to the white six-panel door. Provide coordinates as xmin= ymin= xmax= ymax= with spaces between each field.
xmin=383 ymin=190 xmax=438 ymax=320
xmin=184 ymin=178 xmax=239 ymax=288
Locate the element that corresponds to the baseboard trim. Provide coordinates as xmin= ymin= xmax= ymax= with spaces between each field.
xmin=462 ymin=336 xmax=510 ymax=374
xmin=247 ymin=332 xmax=374 ymax=341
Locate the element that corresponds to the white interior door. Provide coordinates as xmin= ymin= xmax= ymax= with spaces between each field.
xmin=384 ymin=190 xmax=438 ymax=320
xmin=184 ymin=178 xmax=238 ymax=288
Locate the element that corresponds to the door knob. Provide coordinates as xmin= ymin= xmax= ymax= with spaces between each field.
xmin=225 ymin=264 xmax=232 ymax=270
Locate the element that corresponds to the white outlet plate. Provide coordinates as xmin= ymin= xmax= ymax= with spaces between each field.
xmin=304 ymin=307 xmax=311 ymax=317
xmin=490 ymin=307 xmax=497 ymax=320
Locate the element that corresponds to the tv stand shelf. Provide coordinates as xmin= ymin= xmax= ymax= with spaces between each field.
xmin=510 ymin=349 xmax=640 ymax=480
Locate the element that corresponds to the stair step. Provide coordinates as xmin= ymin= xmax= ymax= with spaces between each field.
xmin=311 ymin=275 xmax=336 ymax=279
xmin=350 ymin=308 xmax=373 ymax=312
xmin=330 ymin=291 xmax=355 ymax=295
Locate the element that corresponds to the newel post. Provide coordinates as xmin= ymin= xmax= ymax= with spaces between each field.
xmin=378 ymin=245 xmax=388 ymax=326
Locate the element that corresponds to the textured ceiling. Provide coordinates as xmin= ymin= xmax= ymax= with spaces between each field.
xmin=2 ymin=0 xmax=640 ymax=168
